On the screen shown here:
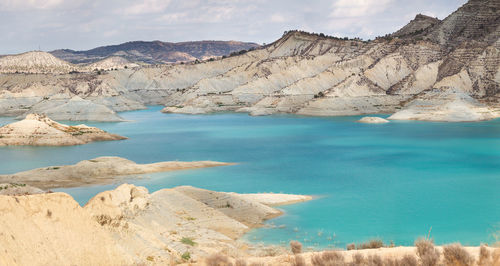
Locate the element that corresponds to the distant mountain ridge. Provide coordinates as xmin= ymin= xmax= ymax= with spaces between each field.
xmin=50 ymin=40 xmax=260 ymax=64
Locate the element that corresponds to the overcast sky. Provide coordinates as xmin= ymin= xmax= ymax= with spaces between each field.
xmin=0 ymin=0 xmax=467 ymax=54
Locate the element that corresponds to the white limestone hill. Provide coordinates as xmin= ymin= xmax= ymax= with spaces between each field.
xmin=0 ymin=51 xmax=77 ymax=74
xmin=20 ymin=95 xmax=125 ymax=122
xmin=0 ymin=113 xmax=126 ymax=146
xmin=0 ymin=0 xmax=498 ymax=122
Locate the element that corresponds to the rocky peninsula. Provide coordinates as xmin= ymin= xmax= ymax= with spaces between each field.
xmin=0 ymin=113 xmax=126 ymax=146
xmin=0 ymin=183 xmax=312 ymax=265
xmin=0 ymin=156 xmax=233 ymax=189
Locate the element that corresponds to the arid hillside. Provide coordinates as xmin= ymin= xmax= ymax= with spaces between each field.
xmin=0 ymin=0 xmax=498 ymax=122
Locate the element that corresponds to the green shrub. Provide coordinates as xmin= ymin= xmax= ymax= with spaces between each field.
xmin=181 ymin=237 xmax=196 ymax=246
xmin=181 ymin=252 xmax=190 ymax=261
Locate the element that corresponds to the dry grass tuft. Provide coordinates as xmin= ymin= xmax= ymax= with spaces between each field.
xmin=357 ymin=239 xmax=384 ymax=250
xmin=415 ymin=238 xmax=440 ymax=266
xmin=398 ymin=254 xmax=418 ymax=266
xmin=353 ymin=253 xmax=365 ymax=265
xmin=478 ymin=245 xmax=491 ymax=266
xmin=205 ymin=253 xmax=233 ymax=266
xmin=365 ymin=254 xmax=383 ymax=266
xmin=311 ymin=250 xmax=345 ymax=266
xmin=442 ymin=243 xmax=473 ymax=266
xmin=346 ymin=243 xmax=356 ymax=250
xmin=382 ymin=255 xmax=418 ymax=266
xmin=292 ymin=255 xmax=306 ymax=266
xmin=290 ymin=240 xmax=303 ymax=254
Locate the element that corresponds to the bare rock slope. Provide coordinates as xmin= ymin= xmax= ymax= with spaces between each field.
xmin=0 ymin=113 xmax=125 ymax=146
xmin=0 ymin=184 xmax=311 ymax=265
xmin=0 ymin=0 xmax=498 ymax=122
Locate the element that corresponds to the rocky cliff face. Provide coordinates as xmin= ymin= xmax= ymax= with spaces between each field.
xmin=50 ymin=40 xmax=261 ymax=64
xmin=0 ymin=0 xmax=498 ymax=122
xmin=158 ymin=0 xmax=500 ymax=121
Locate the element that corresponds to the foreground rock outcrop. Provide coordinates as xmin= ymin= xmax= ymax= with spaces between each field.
xmin=0 ymin=114 xmax=126 ymax=146
xmin=0 ymin=156 xmax=233 ymax=189
xmin=0 ymin=184 xmax=311 ymax=265
xmin=0 ymin=184 xmax=496 ymax=266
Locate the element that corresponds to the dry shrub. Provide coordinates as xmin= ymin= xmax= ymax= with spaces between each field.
xmin=415 ymin=238 xmax=440 ymax=266
xmin=442 ymin=244 xmax=473 ymax=266
xmin=292 ymin=255 xmax=306 ymax=266
xmin=346 ymin=243 xmax=356 ymax=250
xmin=478 ymin=245 xmax=492 ymax=266
xmin=357 ymin=239 xmax=384 ymax=250
xmin=365 ymin=254 xmax=383 ymax=266
xmin=492 ymin=248 xmax=500 ymax=266
xmin=352 ymin=253 xmax=365 ymax=265
xmin=397 ymin=254 xmax=418 ymax=266
xmin=381 ymin=254 xmax=418 ymax=266
xmin=205 ymin=253 xmax=233 ymax=266
xmin=311 ymin=250 xmax=345 ymax=266
xmin=290 ymin=240 xmax=303 ymax=254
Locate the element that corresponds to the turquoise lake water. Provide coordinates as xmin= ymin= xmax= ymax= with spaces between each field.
xmin=1 ymin=106 xmax=499 ymax=248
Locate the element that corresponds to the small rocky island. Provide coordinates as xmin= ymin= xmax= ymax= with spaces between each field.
xmin=0 ymin=113 xmax=126 ymax=146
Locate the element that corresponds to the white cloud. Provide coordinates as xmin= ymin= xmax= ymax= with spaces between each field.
xmin=0 ymin=0 xmax=469 ymax=54
xmin=0 ymin=0 xmax=67 ymax=10
xmin=121 ymin=0 xmax=171 ymax=15
xmin=157 ymin=5 xmax=237 ymax=24
xmin=270 ymin=13 xmax=287 ymax=23
xmin=330 ymin=0 xmax=393 ymax=18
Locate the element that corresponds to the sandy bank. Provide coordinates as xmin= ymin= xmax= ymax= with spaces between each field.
xmin=0 ymin=156 xmax=234 ymax=189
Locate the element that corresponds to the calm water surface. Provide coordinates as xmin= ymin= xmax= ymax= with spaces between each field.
xmin=0 ymin=106 xmax=499 ymax=248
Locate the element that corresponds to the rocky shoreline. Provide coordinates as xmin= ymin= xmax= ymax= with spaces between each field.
xmin=1 ymin=183 xmax=497 ymax=265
